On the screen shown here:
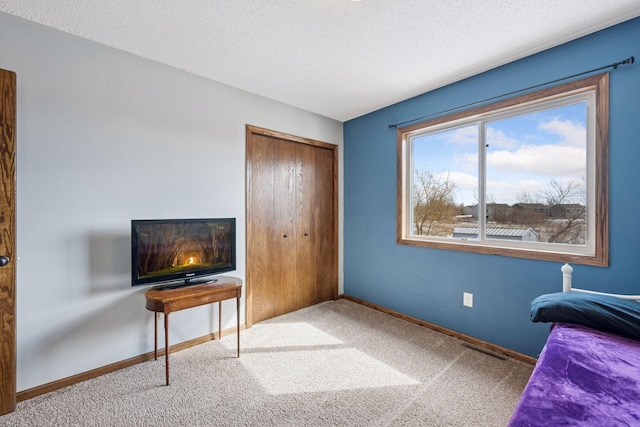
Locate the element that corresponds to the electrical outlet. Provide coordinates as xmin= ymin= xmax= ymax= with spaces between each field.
xmin=463 ymin=292 xmax=473 ymax=308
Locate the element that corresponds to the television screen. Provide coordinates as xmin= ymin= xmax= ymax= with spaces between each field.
xmin=131 ymin=218 xmax=236 ymax=288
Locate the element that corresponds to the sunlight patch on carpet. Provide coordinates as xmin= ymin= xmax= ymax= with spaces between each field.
xmin=241 ymin=347 xmax=420 ymax=394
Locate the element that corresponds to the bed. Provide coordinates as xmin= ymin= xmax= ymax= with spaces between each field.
xmin=508 ymin=264 xmax=640 ymax=426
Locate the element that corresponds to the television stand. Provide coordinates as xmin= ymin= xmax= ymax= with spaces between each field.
xmin=144 ymin=276 xmax=242 ymax=385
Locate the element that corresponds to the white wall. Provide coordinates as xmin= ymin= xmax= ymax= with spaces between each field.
xmin=0 ymin=12 xmax=344 ymax=392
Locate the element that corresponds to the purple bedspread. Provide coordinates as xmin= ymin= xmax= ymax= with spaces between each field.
xmin=509 ymin=323 xmax=640 ymax=426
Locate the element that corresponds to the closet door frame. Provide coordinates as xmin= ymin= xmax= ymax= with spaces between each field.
xmin=245 ymin=125 xmax=338 ymax=328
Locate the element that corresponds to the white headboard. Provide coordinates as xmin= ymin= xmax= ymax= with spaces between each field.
xmin=561 ymin=263 xmax=640 ymax=301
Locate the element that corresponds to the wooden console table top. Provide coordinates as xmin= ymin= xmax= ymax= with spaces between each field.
xmin=144 ymin=276 xmax=242 ymax=385
xmin=145 ymin=277 xmax=242 ymax=312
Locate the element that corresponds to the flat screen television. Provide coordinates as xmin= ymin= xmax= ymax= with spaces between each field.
xmin=131 ymin=218 xmax=236 ymax=288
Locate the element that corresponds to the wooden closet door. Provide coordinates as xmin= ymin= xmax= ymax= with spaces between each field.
xmin=246 ymin=134 xmax=277 ymax=323
xmin=295 ymin=143 xmax=317 ymax=309
xmin=247 ymin=135 xmax=299 ymax=323
xmin=246 ymin=125 xmax=337 ymax=326
xmin=313 ymin=145 xmax=337 ymax=303
xmin=295 ymin=142 xmax=337 ymax=309
xmin=273 ymin=139 xmax=297 ymax=316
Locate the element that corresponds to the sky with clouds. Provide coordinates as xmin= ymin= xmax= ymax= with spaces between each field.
xmin=412 ymin=102 xmax=587 ymax=206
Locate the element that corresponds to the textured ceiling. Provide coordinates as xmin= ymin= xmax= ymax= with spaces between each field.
xmin=2 ymin=0 xmax=640 ymax=121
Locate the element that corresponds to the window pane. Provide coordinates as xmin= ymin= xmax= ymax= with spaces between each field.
xmin=411 ymin=124 xmax=479 ymax=238
xmin=484 ymin=102 xmax=587 ymax=245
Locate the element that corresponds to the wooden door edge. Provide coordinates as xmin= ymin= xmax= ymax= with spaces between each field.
xmin=0 ymin=68 xmax=17 ymax=415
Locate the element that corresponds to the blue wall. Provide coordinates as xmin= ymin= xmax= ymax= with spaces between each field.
xmin=343 ymin=17 xmax=640 ymax=357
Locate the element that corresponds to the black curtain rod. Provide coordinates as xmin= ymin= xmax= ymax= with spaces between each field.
xmin=388 ymin=56 xmax=635 ymax=130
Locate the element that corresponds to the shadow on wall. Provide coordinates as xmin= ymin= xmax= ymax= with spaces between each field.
xmin=89 ymin=231 xmax=131 ymax=292
xmin=18 ymin=289 xmax=149 ymax=383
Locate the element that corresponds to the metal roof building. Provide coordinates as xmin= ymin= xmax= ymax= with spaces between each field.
xmin=452 ymin=227 xmax=538 ymax=242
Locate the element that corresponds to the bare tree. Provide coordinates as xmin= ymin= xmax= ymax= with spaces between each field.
xmin=511 ymin=191 xmax=546 ymax=226
xmin=490 ymin=205 xmax=511 ymax=224
xmin=413 ymin=168 xmax=458 ymax=236
xmin=510 ymin=207 xmax=546 ymax=227
xmin=542 ymin=178 xmax=586 ymax=244
xmin=516 ymin=190 xmax=540 ymax=205
xmin=542 ymin=178 xmax=585 ymax=206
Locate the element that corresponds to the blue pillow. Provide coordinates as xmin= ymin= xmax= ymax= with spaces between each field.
xmin=531 ymin=292 xmax=640 ymax=341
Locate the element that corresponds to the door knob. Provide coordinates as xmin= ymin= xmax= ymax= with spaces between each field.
xmin=0 ymin=256 xmax=10 ymax=266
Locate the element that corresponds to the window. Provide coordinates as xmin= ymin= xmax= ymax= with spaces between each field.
xmin=397 ymin=74 xmax=608 ymax=266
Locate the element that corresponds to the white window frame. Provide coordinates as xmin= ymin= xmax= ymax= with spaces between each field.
xmin=396 ymin=74 xmax=609 ymax=266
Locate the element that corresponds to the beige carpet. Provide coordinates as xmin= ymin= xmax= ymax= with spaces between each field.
xmin=1 ymin=299 xmax=532 ymax=426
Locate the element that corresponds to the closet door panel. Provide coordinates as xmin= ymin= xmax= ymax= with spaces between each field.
xmin=247 ymin=135 xmax=276 ymax=323
xmin=273 ymin=139 xmax=298 ymax=316
xmin=295 ymin=143 xmax=318 ymax=309
xmin=314 ymin=146 xmax=337 ymax=302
